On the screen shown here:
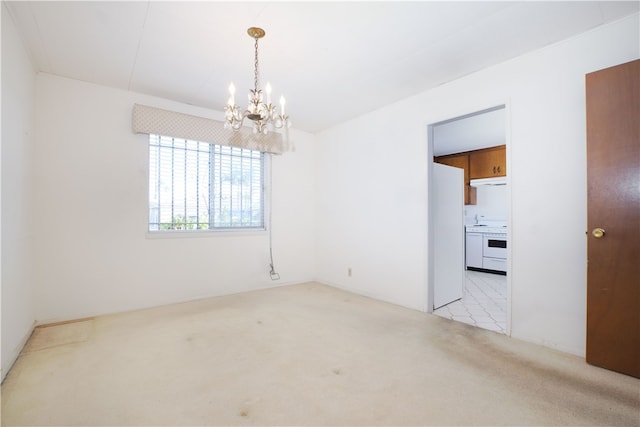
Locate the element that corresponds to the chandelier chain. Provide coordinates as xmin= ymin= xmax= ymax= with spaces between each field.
xmin=253 ymin=36 xmax=260 ymax=92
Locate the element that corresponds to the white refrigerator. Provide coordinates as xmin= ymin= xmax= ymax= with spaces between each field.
xmin=433 ymin=163 xmax=465 ymax=309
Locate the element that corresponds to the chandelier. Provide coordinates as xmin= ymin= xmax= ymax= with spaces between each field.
xmin=224 ymin=27 xmax=290 ymax=134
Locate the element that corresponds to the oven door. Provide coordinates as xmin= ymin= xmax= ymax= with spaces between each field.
xmin=483 ymin=234 xmax=507 ymax=258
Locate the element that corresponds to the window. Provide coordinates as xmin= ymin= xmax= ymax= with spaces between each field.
xmin=148 ymin=134 xmax=264 ymax=231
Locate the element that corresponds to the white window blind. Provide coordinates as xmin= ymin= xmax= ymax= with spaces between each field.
xmin=149 ymin=135 xmax=264 ymax=231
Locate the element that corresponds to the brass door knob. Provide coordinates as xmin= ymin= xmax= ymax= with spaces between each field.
xmin=592 ymin=228 xmax=605 ymax=238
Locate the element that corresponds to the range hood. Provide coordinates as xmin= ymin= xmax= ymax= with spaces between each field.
xmin=470 ymin=177 xmax=507 ymax=187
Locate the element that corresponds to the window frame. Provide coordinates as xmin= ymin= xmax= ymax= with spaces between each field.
xmin=147 ymin=134 xmax=268 ymax=235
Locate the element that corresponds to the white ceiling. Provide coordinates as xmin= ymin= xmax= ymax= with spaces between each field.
xmin=433 ymin=107 xmax=506 ymax=156
xmin=5 ymin=1 xmax=639 ymax=138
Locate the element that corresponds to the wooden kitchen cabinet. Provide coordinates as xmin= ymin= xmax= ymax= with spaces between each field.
xmin=435 ymin=144 xmax=506 ymax=204
xmin=433 ymin=153 xmax=477 ymax=205
xmin=469 ymin=145 xmax=506 ymax=179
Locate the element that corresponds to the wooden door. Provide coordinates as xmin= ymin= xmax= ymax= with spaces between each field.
xmin=586 ymin=59 xmax=639 ymax=378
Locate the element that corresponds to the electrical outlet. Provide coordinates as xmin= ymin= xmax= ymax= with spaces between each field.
xmin=348 ymin=267 xmax=352 ymax=277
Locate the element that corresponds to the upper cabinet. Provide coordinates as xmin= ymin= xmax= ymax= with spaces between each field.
xmin=434 ymin=144 xmax=506 ymax=205
xmin=469 ymin=145 xmax=506 ymax=179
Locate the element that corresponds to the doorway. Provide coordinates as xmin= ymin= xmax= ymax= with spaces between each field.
xmin=427 ymin=105 xmax=511 ymax=335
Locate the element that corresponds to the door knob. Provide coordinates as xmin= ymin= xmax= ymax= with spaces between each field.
xmin=592 ymin=228 xmax=606 ymax=238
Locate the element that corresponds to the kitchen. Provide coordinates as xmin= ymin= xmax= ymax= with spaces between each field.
xmin=466 ymin=178 xmax=508 ymax=275
xmin=431 ymin=107 xmax=509 ymax=333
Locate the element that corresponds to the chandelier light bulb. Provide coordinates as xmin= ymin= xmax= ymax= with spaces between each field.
xmin=265 ymin=82 xmax=272 ymax=104
xmin=228 ymin=82 xmax=236 ymax=106
xmin=280 ymin=96 xmax=286 ymax=116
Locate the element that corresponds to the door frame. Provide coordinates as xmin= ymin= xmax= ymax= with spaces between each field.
xmin=426 ymin=101 xmax=513 ymax=337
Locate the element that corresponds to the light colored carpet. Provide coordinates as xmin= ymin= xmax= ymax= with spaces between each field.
xmin=2 ymin=282 xmax=638 ymax=426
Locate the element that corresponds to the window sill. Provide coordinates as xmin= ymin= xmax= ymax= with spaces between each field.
xmin=146 ymin=228 xmax=267 ymax=239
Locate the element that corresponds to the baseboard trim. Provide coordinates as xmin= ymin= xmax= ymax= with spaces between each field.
xmin=37 ymin=317 xmax=95 ymax=329
xmin=466 ymin=267 xmax=507 ymax=276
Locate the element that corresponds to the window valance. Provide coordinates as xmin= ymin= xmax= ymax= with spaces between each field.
xmin=131 ymin=103 xmax=284 ymax=154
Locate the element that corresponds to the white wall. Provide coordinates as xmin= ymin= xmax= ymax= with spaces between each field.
xmin=315 ymin=14 xmax=639 ymax=356
xmin=1 ymin=2 xmax=37 ymax=380
xmin=32 ymin=74 xmax=315 ymax=322
xmin=465 ymin=185 xmax=508 ymax=224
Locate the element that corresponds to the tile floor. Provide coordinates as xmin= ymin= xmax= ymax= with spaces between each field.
xmin=434 ymin=270 xmax=507 ymax=334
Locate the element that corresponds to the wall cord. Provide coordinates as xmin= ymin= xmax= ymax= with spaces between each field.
xmin=268 ymin=154 xmax=280 ymax=280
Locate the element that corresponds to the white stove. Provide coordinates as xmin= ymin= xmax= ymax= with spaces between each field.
xmin=466 ymin=217 xmax=507 ymax=234
xmin=465 ymin=216 xmax=507 ymax=274
xmin=465 ymin=225 xmax=507 ymax=234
